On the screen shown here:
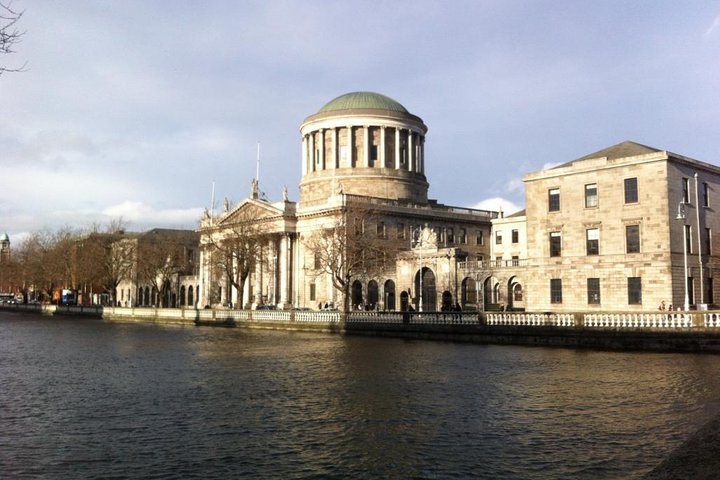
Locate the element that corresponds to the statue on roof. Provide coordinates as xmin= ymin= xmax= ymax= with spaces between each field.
xmin=251 ymin=178 xmax=258 ymax=199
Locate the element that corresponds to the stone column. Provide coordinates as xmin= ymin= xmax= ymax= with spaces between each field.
xmin=347 ymin=126 xmax=353 ymax=167
xmin=319 ymin=129 xmax=325 ymax=171
xmin=363 ymin=125 xmax=370 ymax=167
xmin=309 ymin=133 xmax=316 ymax=173
xmin=331 ymin=128 xmax=337 ymax=169
xmin=420 ymin=136 xmax=425 ymax=174
xmin=198 ymin=248 xmax=207 ymax=306
xmin=395 ymin=127 xmax=401 ymax=169
xmin=380 ymin=126 xmax=386 ymax=168
xmin=408 ymin=130 xmax=414 ymax=172
xmin=302 ymin=135 xmax=308 ymax=176
xmin=254 ymin=248 xmax=263 ymax=306
xmin=279 ymin=233 xmax=291 ymax=306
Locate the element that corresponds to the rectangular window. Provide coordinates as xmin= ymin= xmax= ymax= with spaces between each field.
xmin=397 ymin=223 xmax=405 ymax=240
xmin=585 ymin=183 xmax=598 ymax=208
xmin=550 ymin=279 xmax=563 ymax=303
xmin=624 ymin=177 xmax=638 ymax=204
xmin=434 ymin=227 xmax=443 ymax=244
xmin=626 ymin=225 xmax=640 ymax=253
xmin=376 ymin=221 xmax=386 ymax=238
xmin=706 ymin=228 xmax=712 ymax=255
xmin=495 ymin=256 xmax=503 ymax=267
xmin=550 ymin=231 xmax=562 ymax=257
xmin=447 ymin=228 xmax=455 ymax=244
xmin=549 ymin=188 xmax=560 ymax=212
xmin=459 ymin=228 xmax=467 ymax=244
xmin=587 ymin=278 xmax=601 ymax=304
xmin=688 ymin=276 xmax=695 ymax=305
xmin=682 ymin=177 xmax=690 ymax=204
xmin=314 ymin=253 xmax=321 ymax=270
xmin=511 ymin=229 xmax=519 ymax=243
xmin=511 ymin=255 xmax=519 ymax=266
xmin=704 ymin=182 xmax=710 ymax=207
xmin=477 ymin=230 xmax=484 ymax=245
xmin=586 ymin=228 xmax=599 ymax=255
xmin=685 ymin=224 xmax=693 ymax=254
xmin=628 ymin=277 xmax=642 ymax=305
xmin=310 ymin=283 xmax=316 ymax=302
xmin=495 ymin=231 xmax=502 ymax=245
xmin=370 ymin=145 xmax=378 ymax=161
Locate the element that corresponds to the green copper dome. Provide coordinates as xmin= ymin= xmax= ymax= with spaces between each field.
xmin=318 ymin=92 xmax=408 ymax=114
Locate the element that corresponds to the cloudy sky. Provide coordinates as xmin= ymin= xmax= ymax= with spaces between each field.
xmin=2 ymin=1 xmax=719 ymax=241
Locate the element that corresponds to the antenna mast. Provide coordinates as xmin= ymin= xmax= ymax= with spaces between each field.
xmin=256 ymin=142 xmax=260 ymax=183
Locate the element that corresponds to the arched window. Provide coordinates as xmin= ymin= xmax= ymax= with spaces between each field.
xmin=180 ymin=286 xmax=186 ymax=306
xmin=188 ymin=285 xmax=194 ymax=307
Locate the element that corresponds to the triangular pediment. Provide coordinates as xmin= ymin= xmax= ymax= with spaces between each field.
xmin=218 ymin=198 xmax=285 ymax=226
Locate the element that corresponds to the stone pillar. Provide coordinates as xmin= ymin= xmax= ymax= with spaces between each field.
xmin=309 ymin=133 xmax=316 ymax=173
xmin=279 ymin=234 xmax=291 ymax=306
xmin=408 ymin=130 xmax=414 ymax=172
xmin=363 ymin=125 xmax=370 ymax=167
xmin=420 ymin=136 xmax=425 ymax=174
xmin=347 ymin=126 xmax=353 ymax=167
xmin=380 ymin=126 xmax=386 ymax=168
xmin=395 ymin=127 xmax=401 ymax=170
xmin=302 ymin=135 xmax=308 ymax=176
xmin=319 ymin=129 xmax=325 ymax=171
xmin=254 ymin=248 xmax=263 ymax=306
xmin=198 ymin=248 xmax=206 ymax=306
xmin=331 ymin=128 xmax=337 ymax=169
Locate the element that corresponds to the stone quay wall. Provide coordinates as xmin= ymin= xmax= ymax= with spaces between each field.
xmin=3 ymin=304 xmax=720 ymax=352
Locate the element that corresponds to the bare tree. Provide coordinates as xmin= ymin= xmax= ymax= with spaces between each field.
xmin=136 ymin=230 xmax=196 ymax=307
xmin=1 ymin=1 xmax=26 ymax=75
xmin=76 ymin=221 xmax=135 ymax=306
xmin=304 ymin=205 xmax=387 ymax=311
xmin=203 ymin=212 xmax=268 ymax=308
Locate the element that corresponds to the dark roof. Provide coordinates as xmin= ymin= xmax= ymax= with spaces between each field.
xmin=552 ymin=141 xmax=663 ymax=170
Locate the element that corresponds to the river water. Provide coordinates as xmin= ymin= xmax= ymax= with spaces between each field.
xmin=2 ymin=312 xmax=720 ymax=479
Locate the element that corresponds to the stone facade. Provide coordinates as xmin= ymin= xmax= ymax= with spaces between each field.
xmin=196 ymin=93 xmax=720 ymax=313
xmin=503 ymin=141 xmax=720 ymax=312
xmin=198 ymin=92 xmax=497 ymax=311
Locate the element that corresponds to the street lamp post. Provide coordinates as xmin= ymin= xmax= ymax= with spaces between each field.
xmin=676 ymin=202 xmax=690 ymax=311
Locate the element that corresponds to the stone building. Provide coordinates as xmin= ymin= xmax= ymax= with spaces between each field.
xmin=489 ymin=141 xmax=720 ymax=312
xmin=198 ymin=92 xmax=498 ymax=311
xmin=115 ymin=229 xmax=199 ymax=308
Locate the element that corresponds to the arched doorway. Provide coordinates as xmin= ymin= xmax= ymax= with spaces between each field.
xmin=351 ymin=280 xmax=363 ymax=309
xmin=384 ymin=280 xmax=396 ymax=311
xmin=188 ymin=285 xmax=194 ymax=307
xmin=508 ymin=276 xmax=524 ymax=311
xmin=180 ymin=286 xmax=186 ymax=306
xmin=400 ymin=290 xmax=409 ymax=311
xmin=368 ymin=280 xmax=379 ymax=310
xmin=414 ymin=267 xmax=437 ymax=311
xmin=484 ymin=276 xmax=499 ymax=310
xmin=461 ymin=277 xmax=479 ymax=309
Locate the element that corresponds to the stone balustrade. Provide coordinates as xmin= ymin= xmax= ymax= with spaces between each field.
xmin=4 ymin=303 xmax=720 ymax=332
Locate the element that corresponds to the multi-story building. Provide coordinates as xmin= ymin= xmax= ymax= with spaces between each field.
xmin=194 ymin=95 xmax=719 ymax=313
xmin=198 ymin=92 xmax=497 ymax=311
xmin=498 ymin=141 xmax=720 ymax=312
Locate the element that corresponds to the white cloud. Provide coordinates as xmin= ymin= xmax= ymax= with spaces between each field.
xmin=706 ymin=15 xmax=720 ymax=36
xmin=101 ymin=201 xmax=203 ymax=228
xmin=469 ymin=197 xmax=523 ymax=216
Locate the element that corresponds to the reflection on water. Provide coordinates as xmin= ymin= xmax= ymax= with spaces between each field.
xmin=1 ymin=312 xmax=719 ymax=479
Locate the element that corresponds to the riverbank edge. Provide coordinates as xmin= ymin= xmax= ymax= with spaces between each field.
xmin=641 ymin=413 xmax=720 ymax=480
xmin=4 ymin=304 xmax=720 ymax=353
